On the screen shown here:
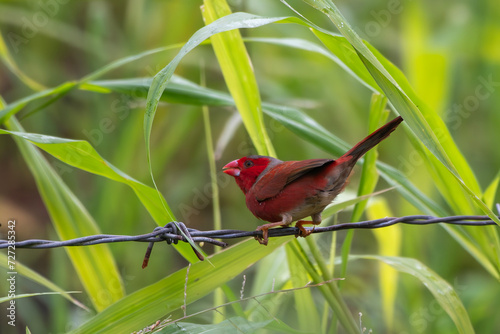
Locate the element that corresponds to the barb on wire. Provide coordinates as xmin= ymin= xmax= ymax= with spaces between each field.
xmin=1 ymin=213 xmax=499 ymax=267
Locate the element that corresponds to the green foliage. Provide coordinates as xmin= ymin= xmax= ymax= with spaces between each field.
xmin=1 ymin=0 xmax=499 ymax=333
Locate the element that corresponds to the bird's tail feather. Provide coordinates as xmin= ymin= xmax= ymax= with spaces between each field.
xmin=339 ymin=116 xmax=403 ymax=165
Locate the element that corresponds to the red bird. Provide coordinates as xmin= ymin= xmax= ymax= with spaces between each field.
xmin=223 ymin=116 xmax=403 ymax=245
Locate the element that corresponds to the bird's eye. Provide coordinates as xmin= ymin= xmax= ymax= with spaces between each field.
xmin=244 ymin=160 xmax=254 ymax=168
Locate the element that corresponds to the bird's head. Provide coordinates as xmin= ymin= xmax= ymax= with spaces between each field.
xmin=223 ymin=155 xmax=277 ymax=194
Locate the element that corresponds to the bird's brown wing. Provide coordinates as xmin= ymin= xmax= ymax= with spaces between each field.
xmin=253 ymin=159 xmax=333 ymax=202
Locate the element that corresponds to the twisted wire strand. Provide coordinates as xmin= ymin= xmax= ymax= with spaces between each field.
xmin=1 ymin=214 xmax=498 ymax=250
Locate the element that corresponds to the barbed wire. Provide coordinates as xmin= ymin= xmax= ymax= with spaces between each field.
xmin=1 ymin=213 xmax=498 ymax=251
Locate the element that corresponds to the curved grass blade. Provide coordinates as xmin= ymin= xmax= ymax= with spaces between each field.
xmin=0 ymin=82 xmax=77 ymax=124
xmin=303 ymin=0 xmax=500 ymax=275
xmin=285 ymin=245 xmax=321 ymax=332
xmin=340 ymin=95 xmax=388 ymax=286
xmin=367 ymin=200 xmax=401 ymax=331
xmin=304 ymin=0 xmax=486 ymax=207
xmin=0 ymin=31 xmax=45 ymax=91
xmin=70 ymin=237 xmax=292 ymax=334
xmin=0 ymin=129 xmax=197 ymax=263
xmin=87 ymin=76 xmax=233 ymax=106
xmin=0 ymin=291 xmax=81 ymax=304
xmin=142 ymin=12 xmax=288 ymax=170
xmin=0 ymin=43 xmax=188 ymax=123
xmin=352 ymin=255 xmax=475 ymax=334
xmin=0 ymin=253 xmax=88 ymax=310
xmin=157 ymin=318 xmax=273 ymax=334
xmin=2 ymin=117 xmax=124 ymax=311
xmin=202 ymin=0 xmax=274 ymax=157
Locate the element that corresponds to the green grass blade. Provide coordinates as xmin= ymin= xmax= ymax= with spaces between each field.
xmin=0 ymin=129 xmax=197 ymax=262
xmin=303 ymin=0 xmax=500 ymax=275
xmin=367 ymin=200 xmax=401 ymax=331
xmin=70 ymin=237 xmax=292 ymax=334
xmin=140 ymin=13 xmax=285 ymax=245
xmin=359 ymin=48 xmax=500 ymax=275
xmin=285 ymin=245 xmax=321 ymax=332
xmin=353 ymin=255 xmax=475 ymax=334
xmin=80 ymin=45 xmax=184 ymax=82
xmin=3 ymin=117 xmax=124 ymax=311
xmin=351 ymin=94 xmax=388 ymax=220
xmin=88 ymin=76 xmax=234 ymax=106
xmin=0 ymin=31 xmax=45 ymax=91
xmin=202 ymin=0 xmax=274 ymax=156
xmin=0 ymin=253 xmax=88 ymax=310
xmin=142 ymin=12 xmax=286 ymax=174
xmin=359 ymin=49 xmax=479 ymax=210
xmin=305 ymin=0 xmax=485 ymax=206
xmin=0 ymin=45 xmax=186 ymax=123
xmin=340 ymin=94 xmax=388 ymax=286
xmin=483 ymin=172 xmax=500 ymax=209
xmin=0 ymin=291 xmax=81 ymax=304
xmin=156 ymin=318 xmax=273 ymax=334
xmin=202 ymin=101 xmax=224 ymax=321
xmin=287 ymin=241 xmax=359 ymax=334
xmin=0 ymin=82 xmax=77 ymax=124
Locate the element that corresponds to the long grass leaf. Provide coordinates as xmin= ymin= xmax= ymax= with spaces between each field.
xmin=2 ymin=117 xmax=124 ymax=311
xmin=302 ymin=0 xmax=499 ymax=275
xmin=142 ymin=13 xmax=286 ymax=174
xmin=202 ymin=0 xmax=274 ymax=156
xmin=367 ymin=200 xmax=401 ymax=331
xmin=0 ymin=291 xmax=81 ymax=304
xmin=0 ymin=82 xmax=77 ymax=124
xmin=70 ymin=237 xmax=292 ymax=334
xmin=285 ymin=245 xmax=321 ymax=332
xmin=287 ymin=241 xmax=359 ymax=334
xmin=0 ymin=253 xmax=87 ymax=310
xmin=353 ymin=255 xmax=474 ymax=334
xmin=341 ymin=95 xmax=388 ymax=286
xmin=0 ymin=129 xmax=197 ymax=262
xmin=0 ymin=31 xmax=45 ymax=91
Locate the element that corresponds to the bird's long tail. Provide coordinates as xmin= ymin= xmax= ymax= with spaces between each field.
xmin=339 ymin=116 xmax=403 ymax=165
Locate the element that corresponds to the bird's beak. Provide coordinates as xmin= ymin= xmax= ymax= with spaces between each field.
xmin=223 ymin=160 xmax=240 ymax=177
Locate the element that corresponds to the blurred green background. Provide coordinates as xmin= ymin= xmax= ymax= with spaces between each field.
xmin=0 ymin=0 xmax=499 ymax=333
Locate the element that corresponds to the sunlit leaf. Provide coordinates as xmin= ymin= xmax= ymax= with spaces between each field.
xmin=0 ymin=129 xmax=197 ymax=263
xmin=0 ymin=291 xmax=80 ymax=304
xmin=0 ymin=253 xmax=88 ymax=310
xmin=202 ymin=1 xmax=274 ymax=157
xmin=70 ymin=237 xmax=292 ymax=334
xmin=2 ymin=117 xmax=124 ymax=311
xmin=367 ymin=200 xmax=401 ymax=330
xmin=353 ymin=255 xmax=474 ymax=334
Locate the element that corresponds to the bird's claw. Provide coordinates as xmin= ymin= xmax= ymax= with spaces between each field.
xmin=294 ymin=220 xmax=320 ymax=238
xmin=296 ymin=226 xmax=312 ymax=238
xmin=255 ymin=225 xmax=269 ymax=246
xmin=255 ymin=222 xmax=288 ymax=245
